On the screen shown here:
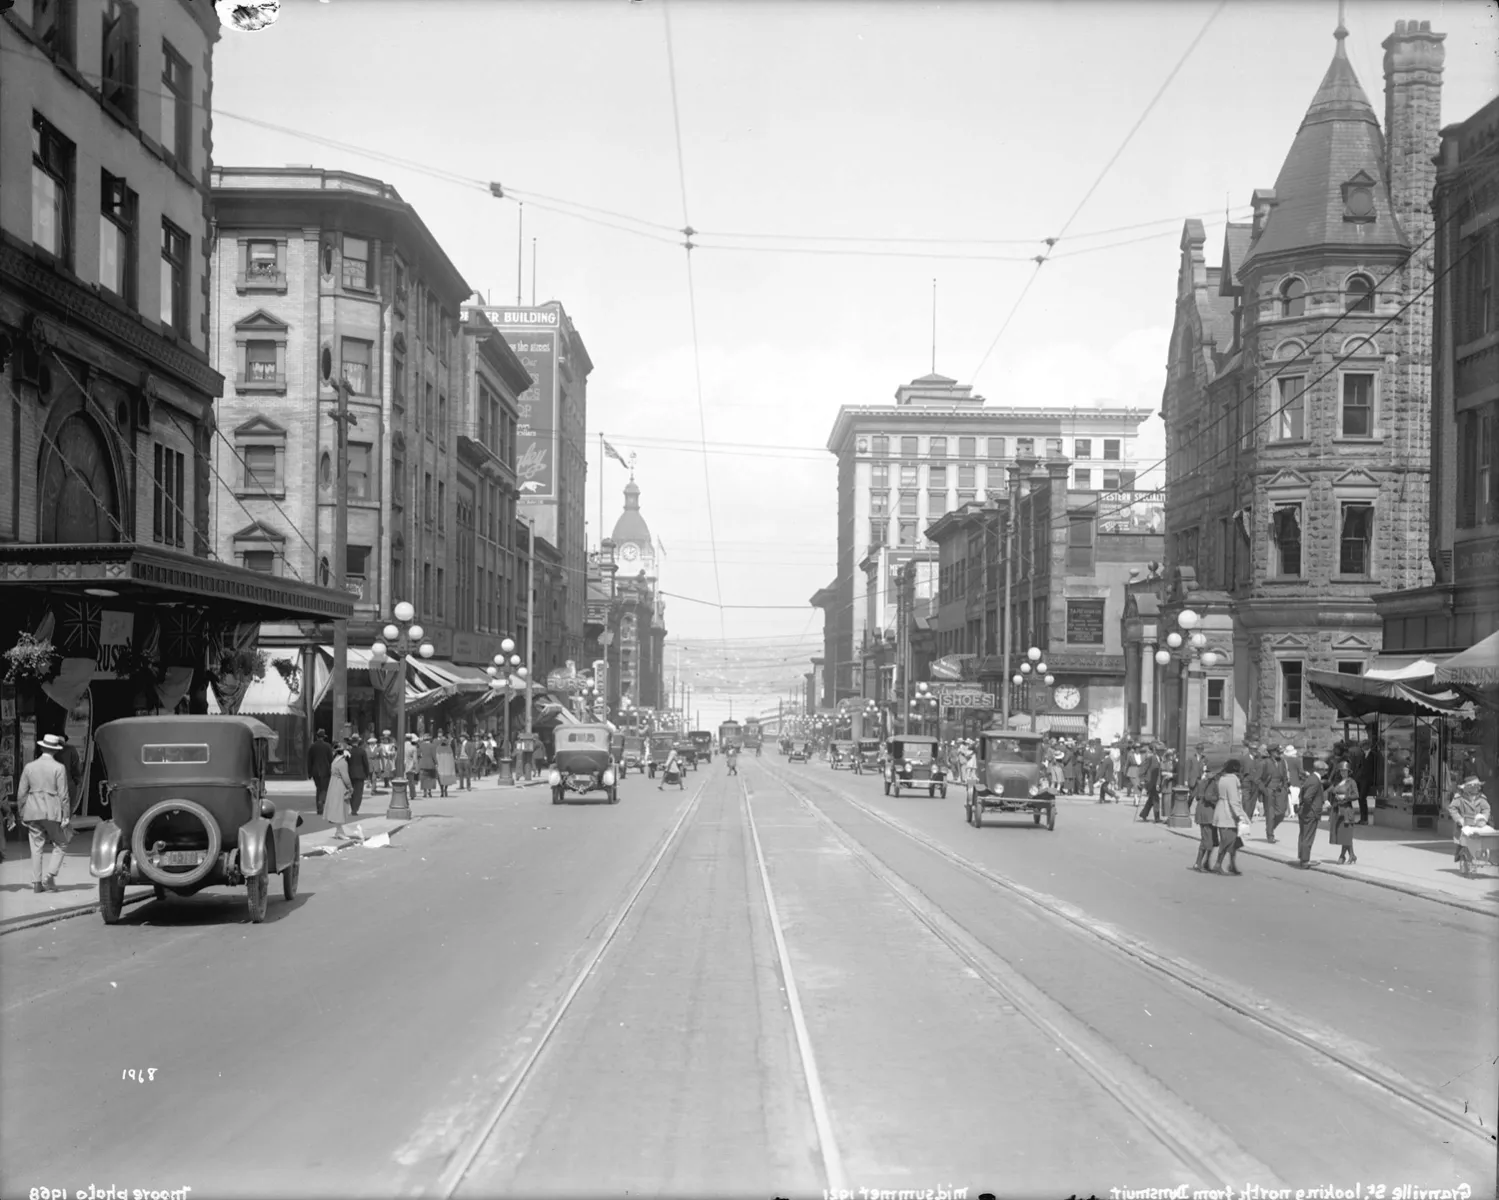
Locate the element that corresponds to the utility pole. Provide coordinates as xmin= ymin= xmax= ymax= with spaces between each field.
xmin=523 ymin=514 xmax=535 ymax=742
xmin=326 ymin=370 xmax=356 ymax=741
xmin=1001 ymin=467 xmax=1018 ymax=727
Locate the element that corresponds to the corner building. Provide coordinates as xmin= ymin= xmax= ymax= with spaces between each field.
xmin=1158 ymin=20 xmax=1444 ymax=753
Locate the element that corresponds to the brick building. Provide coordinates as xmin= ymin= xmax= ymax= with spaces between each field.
xmin=1158 ymin=19 xmax=1444 ymax=754
xmin=0 ymin=3 xmax=352 ymax=808
xmin=817 ymin=371 xmax=1151 ymax=711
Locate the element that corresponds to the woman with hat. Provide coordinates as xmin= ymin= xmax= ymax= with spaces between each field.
xmin=325 ymin=740 xmax=359 ymax=842
xmin=1448 ymin=776 xmax=1492 ymax=867
xmin=16 ymin=733 xmax=72 ymax=892
xmin=1295 ymin=758 xmax=1329 ymax=868
xmin=1329 ymin=761 xmax=1360 ymax=865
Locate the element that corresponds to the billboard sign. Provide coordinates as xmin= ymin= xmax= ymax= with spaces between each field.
xmin=468 ymin=306 xmax=559 ymax=500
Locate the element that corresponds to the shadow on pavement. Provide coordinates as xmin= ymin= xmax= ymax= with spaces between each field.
xmin=123 ymin=890 xmax=312 ymax=926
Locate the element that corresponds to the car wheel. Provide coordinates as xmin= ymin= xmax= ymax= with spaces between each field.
xmin=99 ymin=873 xmax=127 ymax=925
xmin=282 ymin=840 xmax=301 ymax=901
xmin=246 ymin=872 xmax=269 ymax=924
xmin=552 ymin=786 xmax=563 ymax=805
xmin=1047 ymin=805 xmax=1056 ymax=831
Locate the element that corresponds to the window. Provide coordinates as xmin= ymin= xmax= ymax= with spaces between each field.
xmin=392 ymin=455 xmax=406 ymax=508
xmin=1102 ymin=439 xmax=1121 ymax=461
xmin=1280 ymin=277 xmax=1306 ymax=318
xmin=1275 ymin=376 xmax=1306 ymax=440
xmin=900 ymin=436 xmax=917 ymax=458
xmin=423 ymin=473 xmax=432 ymax=525
xmin=1067 ymin=516 xmax=1094 ymax=571
xmin=1103 ymin=469 xmax=1121 ymax=490
xmin=899 ymin=463 xmax=917 ymax=488
xmin=160 ymin=42 xmax=191 ymax=163
xmin=426 ymin=294 xmax=438 ymax=344
xmin=871 ymin=462 xmax=889 ymax=488
xmin=1336 ymin=661 xmax=1365 ymax=676
xmin=439 ymin=311 xmax=450 ymax=363
xmin=98 ymin=170 xmax=136 ymax=304
xmin=424 ymin=383 xmax=434 ymax=438
xmin=1480 ymin=410 xmax=1494 ymax=521
xmin=928 ymin=464 xmax=947 ymax=490
xmin=1345 ymin=274 xmax=1374 ymax=313
xmin=341 ymin=338 xmax=372 ymax=395
xmin=392 ymin=356 xmax=405 ymax=416
xmin=1016 ymin=437 xmax=1034 ymax=457
xmin=101 ymin=1 xmax=137 ymax=121
xmin=341 ymin=236 xmax=370 ymax=289
xmin=928 ymin=436 xmax=947 ymax=458
xmin=898 ymin=521 xmax=916 ymax=547
xmin=958 ymin=464 xmax=976 ymax=490
xmin=956 ymin=490 xmax=976 ymax=506
xmin=928 ymin=490 xmax=948 ymax=516
xmin=869 ymin=491 xmax=889 ymax=516
xmin=1206 ymin=677 xmax=1226 ymax=719
xmin=1279 ymin=660 xmax=1304 ymax=723
xmin=159 ymin=220 xmax=188 ymax=334
xmin=1073 ymin=438 xmax=1092 ymax=459
xmin=348 ymin=444 xmax=372 ymax=500
xmin=1463 ymin=229 xmax=1495 ymax=342
xmin=437 ymin=568 xmax=446 ymax=618
xmin=34 ymin=0 xmax=74 ymax=61
xmin=871 ymin=435 xmax=889 ymax=457
xmin=31 ymin=114 xmax=74 ymax=265
xmin=1338 ymin=502 xmax=1373 ymax=575
xmin=423 ymin=562 xmax=433 ymax=612
xmin=152 ymin=442 xmax=186 ymax=547
xmin=870 ymin=519 xmax=887 ymax=548
xmin=1045 ymin=437 xmax=1063 ymax=458
xmin=438 ymin=395 xmax=447 ymax=444
xmin=988 ymin=437 xmax=1005 ymax=459
xmin=242 ymin=550 xmax=275 ymax=574
xmin=245 ymin=240 xmax=279 ymax=284
xmin=245 ymin=340 xmax=277 ymax=382
xmin=437 ymin=481 xmax=446 ymax=529
xmin=1074 ymin=468 xmax=1092 ymax=489
xmin=1341 ymin=373 xmax=1375 ymax=437
xmin=242 ymin=444 xmax=277 ymax=493
xmin=1272 ymin=504 xmax=1302 ymax=577
xmin=899 ymin=491 xmax=918 ymax=517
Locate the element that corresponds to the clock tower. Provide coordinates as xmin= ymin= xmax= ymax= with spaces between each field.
xmin=610 ymin=477 xmax=656 ymax=578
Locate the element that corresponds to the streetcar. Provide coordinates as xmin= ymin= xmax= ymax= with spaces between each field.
xmin=742 ymin=717 xmax=763 ymax=750
xmin=718 ymin=719 xmax=742 ymax=752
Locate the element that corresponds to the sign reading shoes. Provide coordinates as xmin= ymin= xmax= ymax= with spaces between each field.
xmin=937 ymin=688 xmax=995 ymax=709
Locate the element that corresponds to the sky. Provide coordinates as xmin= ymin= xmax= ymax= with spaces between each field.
xmin=211 ymin=0 xmax=1499 ymax=723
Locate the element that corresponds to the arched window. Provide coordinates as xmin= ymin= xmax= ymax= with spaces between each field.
xmin=1280 ymin=277 xmax=1306 ymax=318
xmin=39 ymin=413 xmax=122 ymax=544
xmin=1345 ymin=274 xmax=1374 ymax=313
xmin=319 ymin=451 xmax=332 ymax=488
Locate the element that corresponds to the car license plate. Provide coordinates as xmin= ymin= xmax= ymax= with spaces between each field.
xmin=161 ymin=850 xmax=206 ymax=867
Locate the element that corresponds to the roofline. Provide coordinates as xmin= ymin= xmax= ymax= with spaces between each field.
xmin=825 ymin=404 xmax=1154 ymax=453
xmin=1240 ymin=238 xmax=1411 ymax=274
xmin=464 ymin=312 xmax=534 ymax=397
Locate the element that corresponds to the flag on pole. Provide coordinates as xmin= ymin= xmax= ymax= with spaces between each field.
xmin=603 ymin=439 xmax=629 ymax=467
xmin=656 ymin=539 xmax=666 ymax=559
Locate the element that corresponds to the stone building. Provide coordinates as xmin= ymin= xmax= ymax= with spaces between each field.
xmin=817 ymin=371 xmax=1152 ymax=711
xmin=1158 ymin=18 xmax=1445 ymax=754
xmin=0 ymin=3 xmax=352 ymax=805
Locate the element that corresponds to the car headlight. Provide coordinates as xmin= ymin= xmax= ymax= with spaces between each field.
xmin=548 ymin=770 xmax=562 ymax=786
xmin=1028 ymin=785 xmax=1040 ymax=797
xmin=603 ymin=770 xmax=616 ymax=786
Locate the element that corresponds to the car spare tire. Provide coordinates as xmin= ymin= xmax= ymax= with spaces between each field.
xmin=130 ymin=798 xmax=223 ymax=888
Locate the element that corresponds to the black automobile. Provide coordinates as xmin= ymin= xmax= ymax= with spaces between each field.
xmin=547 ymin=724 xmax=622 ymax=804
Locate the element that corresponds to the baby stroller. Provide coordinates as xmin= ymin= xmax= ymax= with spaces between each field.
xmin=659 ymin=763 xmax=685 ymax=791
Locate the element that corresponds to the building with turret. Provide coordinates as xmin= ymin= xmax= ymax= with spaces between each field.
xmin=584 ymin=478 xmax=667 ymax=719
xmin=1156 ymin=17 xmax=1444 ymax=755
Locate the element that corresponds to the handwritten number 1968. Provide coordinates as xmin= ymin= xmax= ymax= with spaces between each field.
xmin=122 ymin=1068 xmax=158 ymax=1082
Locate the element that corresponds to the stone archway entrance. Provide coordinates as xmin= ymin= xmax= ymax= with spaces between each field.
xmin=39 ymin=414 xmax=122 ymax=543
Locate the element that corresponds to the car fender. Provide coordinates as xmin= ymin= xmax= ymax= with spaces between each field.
xmin=238 ymin=817 xmax=272 ymax=877
xmin=89 ymin=821 xmax=125 ymax=879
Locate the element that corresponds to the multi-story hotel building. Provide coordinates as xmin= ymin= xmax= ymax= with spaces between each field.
xmin=814 ymin=371 xmax=1151 ymax=709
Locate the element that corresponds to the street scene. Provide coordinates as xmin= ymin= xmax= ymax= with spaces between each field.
xmin=2 ymin=0 xmax=1498 ymax=1197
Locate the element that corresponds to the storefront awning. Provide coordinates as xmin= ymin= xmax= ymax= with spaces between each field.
xmin=1306 ymin=668 xmax=1471 ymax=718
xmin=1433 ymin=631 xmax=1499 ymax=688
xmin=1363 ymin=654 xmax=1449 ymax=683
xmin=412 ymin=659 xmax=493 ymax=693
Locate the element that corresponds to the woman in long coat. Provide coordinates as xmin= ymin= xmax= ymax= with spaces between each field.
xmin=1329 ymin=762 xmax=1359 ymax=864
xmin=325 ymin=744 xmax=358 ymax=841
xmin=1211 ymin=759 xmax=1248 ymax=875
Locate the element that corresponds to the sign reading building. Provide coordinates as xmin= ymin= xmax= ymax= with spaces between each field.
xmin=467 ymin=306 xmax=559 ymax=500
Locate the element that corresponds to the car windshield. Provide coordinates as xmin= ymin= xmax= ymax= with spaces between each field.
xmin=986 ymin=737 xmax=1040 ymax=764
xmin=560 ymin=731 xmax=606 ymax=747
xmin=900 ymin=743 xmax=933 ymax=760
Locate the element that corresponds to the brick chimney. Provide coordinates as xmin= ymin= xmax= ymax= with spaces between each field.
xmin=1382 ymin=19 xmax=1445 ymax=249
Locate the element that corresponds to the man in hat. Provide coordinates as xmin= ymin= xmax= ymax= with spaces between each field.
xmin=1295 ymin=758 xmax=1329 ymax=867
xmin=17 ymin=734 xmax=71 ymax=893
xmin=1263 ymin=743 xmax=1289 ymax=842
xmin=305 ymin=729 xmax=334 ymax=816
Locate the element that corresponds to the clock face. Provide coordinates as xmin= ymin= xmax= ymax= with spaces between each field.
xmin=1054 ymin=685 xmax=1082 ymax=711
xmin=620 ymin=542 xmax=640 ymax=562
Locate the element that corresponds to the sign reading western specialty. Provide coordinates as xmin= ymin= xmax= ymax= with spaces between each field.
xmin=467 ymin=305 xmax=559 ymax=500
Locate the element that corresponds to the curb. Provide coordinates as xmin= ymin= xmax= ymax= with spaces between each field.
xmin=1161 ymin=824 xmax=1499 ymax=918
xmin=0 ymin=889 xmax=153 ymax=936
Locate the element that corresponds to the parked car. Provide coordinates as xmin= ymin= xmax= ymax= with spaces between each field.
xmin=883 ymin=735 xmax=947 ymax=797
xmin=88 ymin=716 xmax=302 ymax=924
xmin=788 ymin=740 xmax=812 ymax=763
xmin=965 ymin=729 xmax=1055 ymax=830
xmin=548 ymin=724 xmax=622 ymax=804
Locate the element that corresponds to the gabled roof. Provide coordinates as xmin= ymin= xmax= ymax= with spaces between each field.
xmin=234 ymin=308 xmax=289 ymax=332
xmin=1245 ymin=30 xmax=1405 ymax=265
xmin=1219 ymin=223 xmax=1254 ymax=295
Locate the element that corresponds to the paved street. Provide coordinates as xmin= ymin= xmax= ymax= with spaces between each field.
xmin=1 ymin=758 xmax=1494 ymax=1200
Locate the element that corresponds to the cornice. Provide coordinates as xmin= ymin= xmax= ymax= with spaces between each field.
xmin=0 ymin=237 xmax=223 ymax=398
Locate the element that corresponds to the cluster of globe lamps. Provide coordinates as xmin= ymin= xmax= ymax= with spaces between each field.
xmin=1154 ymin=608 xmax=1219 ymax=668
xmin=368 ymin=600 xmax=434 ymax=665
xmin=1013 ymin=645 xmax=1054 ymax=689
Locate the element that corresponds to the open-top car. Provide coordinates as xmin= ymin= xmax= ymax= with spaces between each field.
xmin=828 ymin=740 xmax=856 ymax=770
xmin=549 ymin=724 xmax=621 ymax=804
xmin=647 ymin=733 xmax=675 ymax=778
xmin=673 ymin=739 xmax=699 ymax=771
xmin=852 ymin=737 xmax=883 ymax=774
xmin=88 ymin=715 xmax=302 ymax=924
xmin=788 ymin=740 xmax=812 ymax=763
xmin=620 ymin=734 xmax=647 ymax=775
xmin=965 ymin=728 xmax=1055 ymax=830
xmin=689 ymin=731 xmax=713 ymax=763
xmin=883 ymin=734 xmax=947 ymax=797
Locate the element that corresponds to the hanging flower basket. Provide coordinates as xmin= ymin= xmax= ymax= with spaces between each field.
xmin=213 ymin=648 xmax=267 ymax=681
xmin=4 ymin=633 xmax=59 ymax=685
xmin=272 ymin=656 xmax=302 ymax=696
xmin=114 ymin=645 xmax=166 ymax=686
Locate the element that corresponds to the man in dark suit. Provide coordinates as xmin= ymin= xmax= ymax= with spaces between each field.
xmin=345 ymin=735 xmax=370 ymax=816
xmin=306 ymin=729 xmax=334 ymax=816
xmin=1138 ymin=742 xmax=1164 ymax=822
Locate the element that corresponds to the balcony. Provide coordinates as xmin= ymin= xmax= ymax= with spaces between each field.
xmin=345 ymin=574 xmax=371 ymax=603
xmin=235 ymin=362 xmax=287 ymax=394
xmin=236 ymin=259 xmax=287 ymax=294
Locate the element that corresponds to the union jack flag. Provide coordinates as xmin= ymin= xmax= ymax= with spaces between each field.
xmin=58 ymin=601 xmax=100 ymax=655
xmin=164 ymin=608 xmax=206 ymax=663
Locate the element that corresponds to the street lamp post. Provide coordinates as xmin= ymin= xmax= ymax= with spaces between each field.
xmin=909 ymin=681 xmax=939 ymax=735
xmin=1154 ymin=608 xmax=1220 ymax=827
xmin=486 ymin=637 xmax=527 ymax=785
xmin=368 ymin=601 xmax=433 ymax=821
xmin=1012 ymin=645 xmax=1055 ymax=733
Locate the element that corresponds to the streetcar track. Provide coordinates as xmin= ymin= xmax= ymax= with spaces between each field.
xmin=761 ymin=767 xmax=1282 ymax=1188
xmin=762 ymin=758 xmax=1495 ymax=1150
xmin=431 ymin=776 xmax=711 ymax=1198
